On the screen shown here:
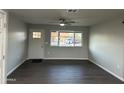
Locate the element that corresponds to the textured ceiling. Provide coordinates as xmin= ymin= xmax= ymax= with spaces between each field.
xmin=8 ymin=9 xmax=124 ymax=26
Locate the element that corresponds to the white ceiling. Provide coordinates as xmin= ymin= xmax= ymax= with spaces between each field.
xmin=8 ymin=9 xmax=124 ymax=26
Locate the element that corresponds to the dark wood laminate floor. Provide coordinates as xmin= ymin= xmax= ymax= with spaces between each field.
xmin=7 ymin=60 xmax=124 ymax=84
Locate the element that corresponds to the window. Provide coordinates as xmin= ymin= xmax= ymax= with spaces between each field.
xmin=51 ymin=32 xmax=58 ymax=46
xmin=33 ymin=32 xmax=41 ymax=38
xmin=50 ymin=31 xmax=82 ymax=47
xmin=75 ymin=33 xmax=82 ymax=46
xmin=59 ymin=32 xmax=74 ymax=46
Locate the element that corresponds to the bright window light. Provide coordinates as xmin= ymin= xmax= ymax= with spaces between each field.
xmin=33 ymin=32 xmax=41 ymax=38
xmin=50 ymin=31 xmax=82 ymax=47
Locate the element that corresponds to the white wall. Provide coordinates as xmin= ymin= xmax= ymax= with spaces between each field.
xmin=7 ymin=13 xmax=28 ymax=74
xmin=89 ymin=18 xmax=124 ymax=81
xmin=28 ymin=24 xmax=89 ymax=59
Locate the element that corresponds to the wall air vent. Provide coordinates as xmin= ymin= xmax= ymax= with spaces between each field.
xmin=66 ymin=9 xmax=79 ymax=13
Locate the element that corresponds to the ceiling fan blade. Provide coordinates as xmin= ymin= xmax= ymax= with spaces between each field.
xmin=64 ymin=21 xmax=75 ymax=24
xmin=48 ymin=21 xmax=59 ymax=23
xmin=47 ymin=18 xmax=76 ymax=26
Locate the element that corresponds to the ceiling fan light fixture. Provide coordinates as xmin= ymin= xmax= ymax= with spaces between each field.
xmin=60 ymin=23 xmax=65 ymax=26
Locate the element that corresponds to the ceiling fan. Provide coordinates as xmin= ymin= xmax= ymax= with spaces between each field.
xmin=49 ymin=18 xmax=76 ymax=26
xmin=59 ymin=18 xmax=76 ymax=26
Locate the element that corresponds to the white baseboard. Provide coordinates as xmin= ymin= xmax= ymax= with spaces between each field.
xmin=27 ymin=57 xmax=89 ymax=60
xmin=89 ymin=59 xmax=124 ymax=82
xmin=44 ymin=58 xmax=89 ymax=60
xmin=7 ymin=60 xmax=26 ymax=76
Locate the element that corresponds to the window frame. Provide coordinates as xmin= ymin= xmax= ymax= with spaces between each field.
xmin=50 ymin=30 xmax=83 ymax=47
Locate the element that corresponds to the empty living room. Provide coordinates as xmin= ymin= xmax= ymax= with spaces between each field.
xmin=1 ymin=0 xmax=124 ymax=92
xmin=0 ymin=9 xmax=124 ymax=84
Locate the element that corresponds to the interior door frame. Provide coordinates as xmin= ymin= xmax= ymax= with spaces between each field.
xmin=0 ymin=10 xmax=8 ymax=84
